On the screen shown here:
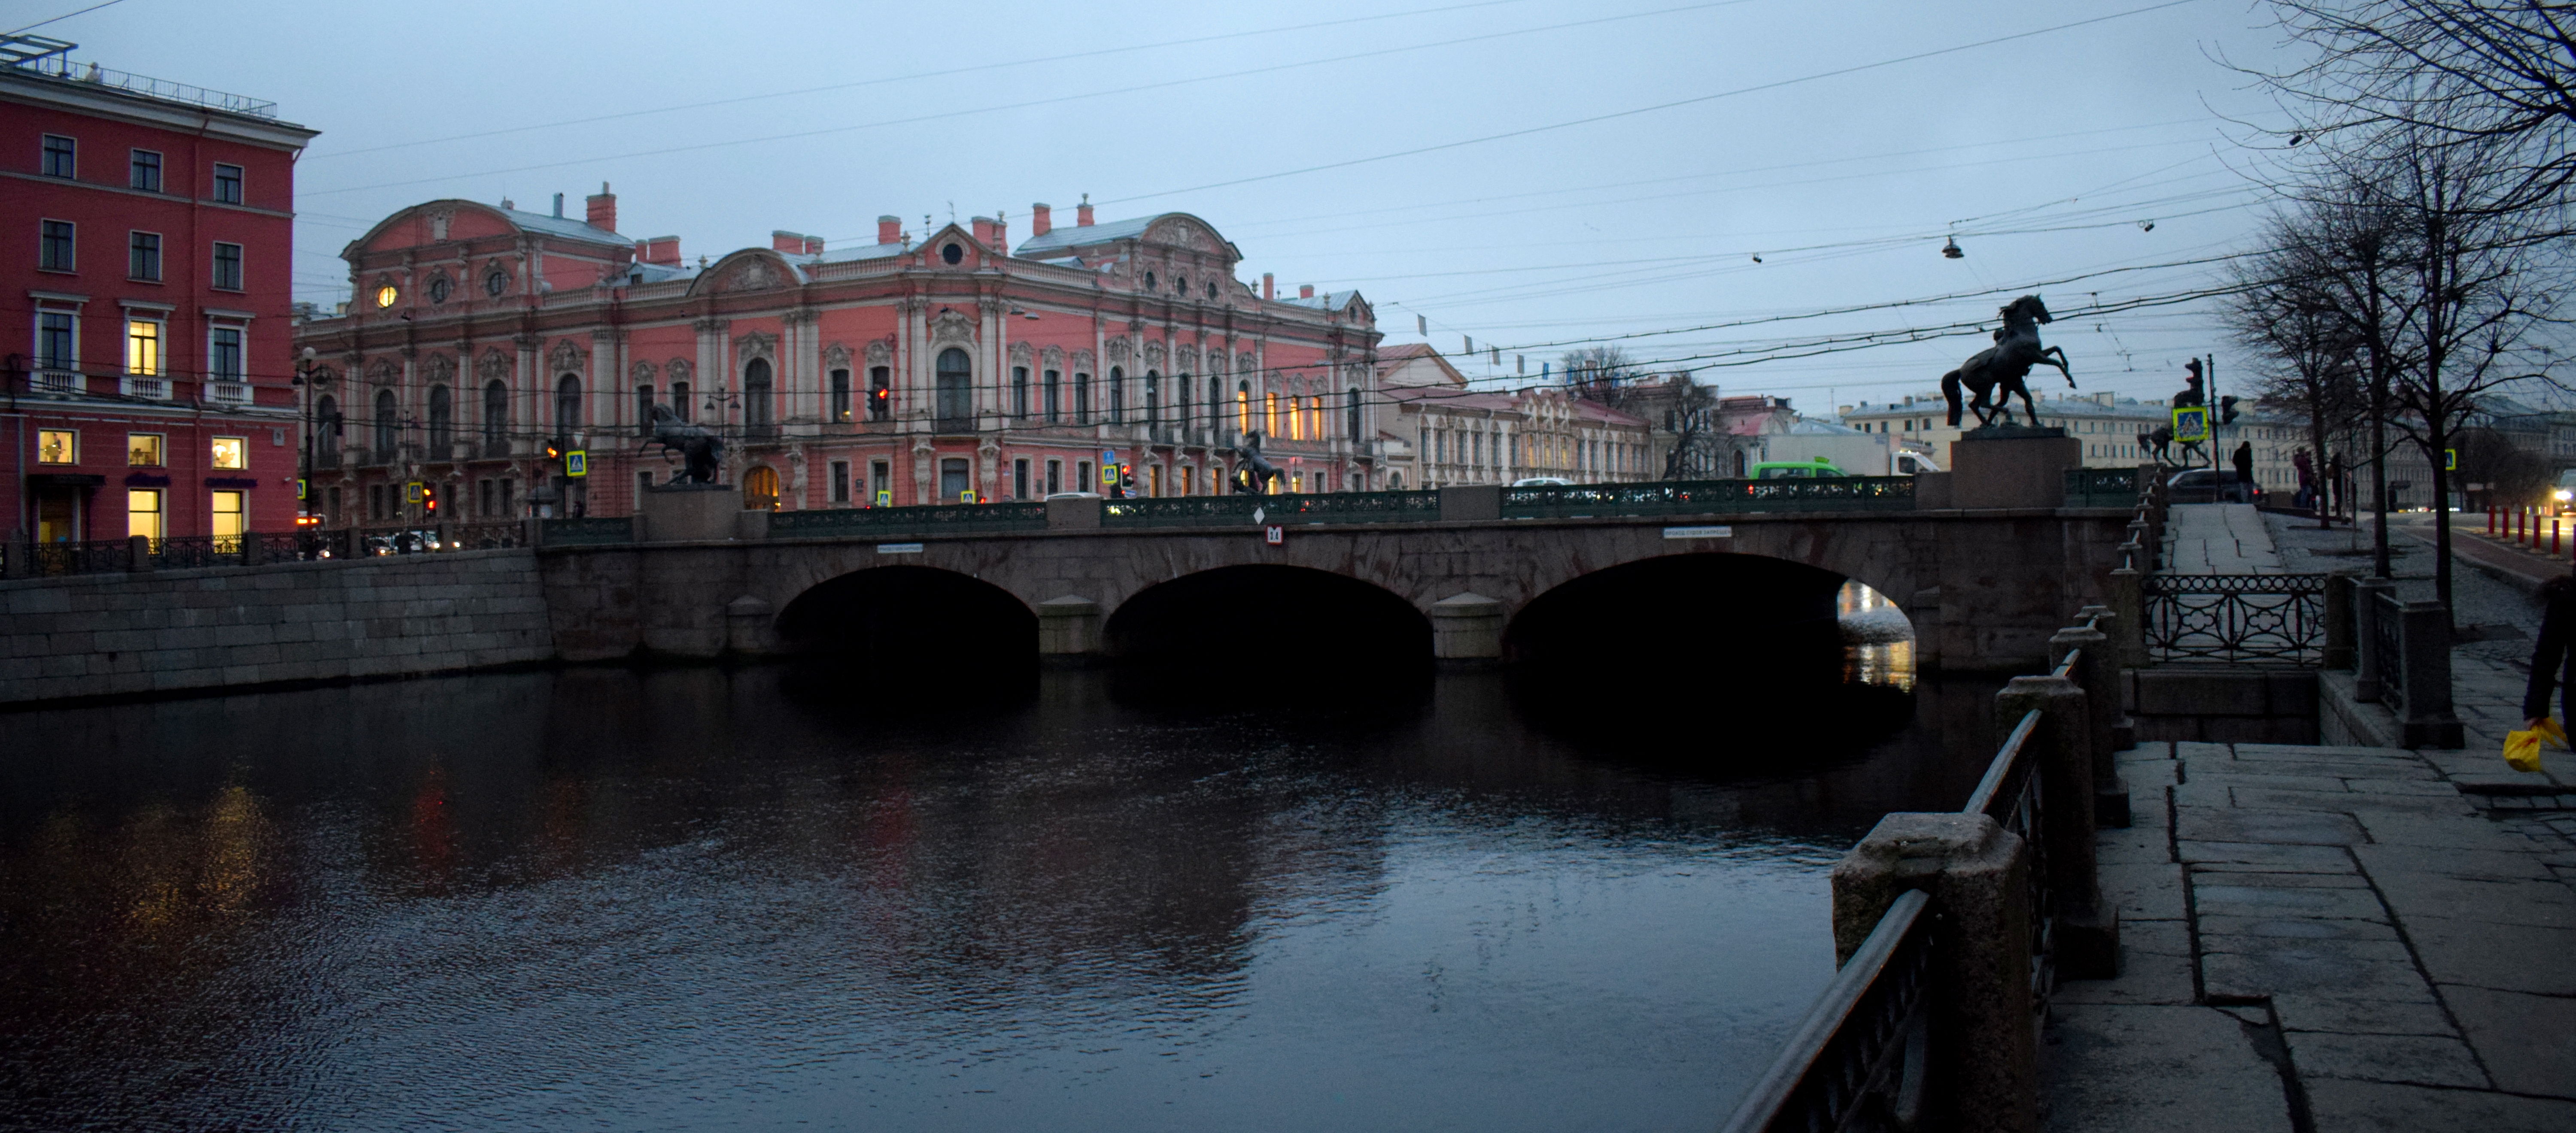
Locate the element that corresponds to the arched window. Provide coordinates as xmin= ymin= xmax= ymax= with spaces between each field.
xmin=935 ymin=347 xmax=971 ymax=427
xmin=483 ymin=379 xmax=509 ymax=447
xmin=742 ymin=358 xmax=773 ymax=435
xmin=1236 ymin=380 xmax=1251 ymax=436
xmin=316 ymin=394 xmax=341 ymax=460
xmin=1264 ymin=391 xmax=1280 ymax=439
xmin=555 ymin=373 xmax=582 ymax=433
xmin=427 ymin=385 xmax=452 ymax=453
xmin=1346 ymin=387 xmax=1362 ymax=442
xmin=1176 ymin=374 xmax=1193 ymax=440
xmin=1143 ymin=370 xmax=1159 ymax=431
xmin=1208 ymin=374 xmax=1221 ymax=435
xmin=1108 ymin=366 xmax=1125 ymax=424
xmin=743 ymin=465 xmax=779 ymax=511
xmin=1044 ymin=369 xmax=1061 ymax=422
xmin=635 ymin=384 xmax=655 ymax=436
xmin=1075 ymin=371 xmax=1092 ymax=424
xmin=670 ymin=380 xmax=691 ymax=422
xmin=373 ymin=388 xmax=398 ymax=459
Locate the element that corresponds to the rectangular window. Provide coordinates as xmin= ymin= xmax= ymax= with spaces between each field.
xmin=130 ymin=149 xmax=161 ymax=192
xmin=1078 ymin=460 xmax=1094 ymax=492
xmin=211 ymin=490 xmax=245 ymax=543
xmin=212 ymin=242 xmax=243 ymax=290
xmin=211 ymin=436 xmax=246 ymax=470
xmin=1012 ymin=366 xmax=1029 ymax=420
xmin=869 ymin=460 xmax=890 ymax=506
xmin=1046 ymin=459 xmax=1062 ymax=495
xmin=126 ymin=318 xmax=162 ymax=375
xmin=128 ymin=433 xmax=164 ymax=466
xmin=41 ymin=134 xmax=73 ymax=178
xmin=830 ymin=460 xmax=850 ymax=503
xmin=1013 ymin=457 xmax=1030 ymax=500
xmin=213 ymin=163 xmax=243 ymax=204
xmin=1044 ymin=369 xmax=1061 ymax=422
xmin=867 ymin=366 xmax=890 ymax=421
xmin=36 ymin=311 xmax=76 ymax=370
xmin=128 ymin=488 xmax=163 ymax=545
xmin=368 ymin=484 xmax=385 ymax=521
xmin=941 ymin=458 xmax=971 ymax=503
xmin=39 ymin=220 xmax=73 ymax=271
xmin=1182 ymin=465 xmax=1195 ymax=496
xmin=1148 ymin=463 xmax=1163 ymax=497
xmin=128 ymin=231 xmax=161 ymax=281
xmin=830 ymin=368 xmax=851 ymax=422
xmin=37 ymin=429 xmax=75 ymax=464
xmin=209 ymin=327 xmax=243 ymax=382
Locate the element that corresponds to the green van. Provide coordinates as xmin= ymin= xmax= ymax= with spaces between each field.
xmin=1748 ymin=457 xmax=1849 ymax=480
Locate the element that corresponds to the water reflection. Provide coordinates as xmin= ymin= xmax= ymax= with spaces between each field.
xmin=0 ymin=656 xmax=1993 ymax=1132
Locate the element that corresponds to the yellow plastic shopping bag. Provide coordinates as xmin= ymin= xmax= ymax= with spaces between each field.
xmin=2506 ymin=729 xmax=2546 ymax=773
xmin=2540 ymin=718 xmax=2570 ymax=750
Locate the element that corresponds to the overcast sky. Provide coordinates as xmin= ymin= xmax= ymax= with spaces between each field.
xmin=23 ymin=0 xmax=2342 ymax=412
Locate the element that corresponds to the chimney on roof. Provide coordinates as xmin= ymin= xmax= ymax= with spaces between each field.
xmin=772 ymin=230 xmax=806 ymax=253
xmin=972 ymin=216 xmax=996 ymax=247
xmin=553 ymin=193 xmax=564 ymax=218
xmin=1299 ymin=284 xmax=1315 ymax=299
xmin=638 ymin=236 xmax=680 ymax=267
xmin=500 ymin=197 xmax=514 ymax=211
xmin=806 ymin=235 xmax=823 ymax=254
xmin=878 ymin=215 xmax=901 ymax=245
xmin=1262 ymin=273 xmax=1274 ymax=300
xmin=586 ymin=182 xmax=616 ymax=232
xmin=1076 ymin=196 xmax=1094 ymax=227
xmin=1030 ymin=202 xmax=1051 ymax=237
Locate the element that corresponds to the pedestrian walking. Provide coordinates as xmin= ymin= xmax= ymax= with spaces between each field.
xmin=2524 ymin=576 xmax=2576 ymax=732
xmin=2233 ymin=441 xmax=2255 ymax=502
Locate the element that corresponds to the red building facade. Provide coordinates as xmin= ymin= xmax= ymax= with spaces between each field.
xmin=292 ymin=192 xmax=1387 ymax=527
xmin=2 ymin=50 xmax=316 ymax=548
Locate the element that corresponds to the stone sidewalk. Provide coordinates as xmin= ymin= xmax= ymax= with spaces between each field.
xmin=2166 ymin=504 xmax=2286 ymax=574
xmin=2041 ymin=739 xmax=2576 ymax=1132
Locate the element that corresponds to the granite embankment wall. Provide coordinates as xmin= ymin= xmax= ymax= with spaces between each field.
xmin=0 ymin=549 xmax=554 ymax=706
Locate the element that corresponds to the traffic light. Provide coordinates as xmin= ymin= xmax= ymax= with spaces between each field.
xmin=1118 ymin=463 xmax=1135 ymax=497
xmin=422 ymin=483 xmax=440 ymax=515
xmin=2218 ymin=396 xmax=2240 ymax=425
xmin=869 ymin=387 xmax=890 ymax=416
xmin=544 ymin=438 xmax=564 ymax=462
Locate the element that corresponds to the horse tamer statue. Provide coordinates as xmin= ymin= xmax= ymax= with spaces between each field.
xmin=640 ymin=403 xmax=725 ymax=484
xmin=1942 ymin=294 xmax=2074 ymax=429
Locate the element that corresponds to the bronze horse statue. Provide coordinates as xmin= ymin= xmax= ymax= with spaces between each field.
xmin=1231 ymin=431 xmax=1285 ymax=494
xmin=639 ymin=403 xmax=724 ymax=484
xmin=1942 ymin=295 xmax=2074 ymax=428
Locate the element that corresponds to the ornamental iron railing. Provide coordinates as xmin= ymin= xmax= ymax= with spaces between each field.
xmin=2141 ymin=573 xmax=2327 ymax=664
xmin=150 ymin=535 xmax=239 ymax=570
xmin=767 ymin=502 xmax=1051 ymax=539
xmin=1718 ymin=891 xmax=1934 ymax=1133
xmin=24 ymin=539 xmax=134 ymax=576
xmin=1503 ymin=476 xmax=1915 ymax=519
xmin=2372 ymin=588 xmax=2407 ymax=713
xmin=2064 ymin=467 xmax=2143 ymax=509
xmin=539 ymin=516 xmax=636 ymax=546
xmin=1102 ymin=491 xmax=1440 ymax=528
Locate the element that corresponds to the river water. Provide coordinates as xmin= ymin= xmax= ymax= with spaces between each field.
xmin=0 ymin=648 xmax=1998 ymax=1132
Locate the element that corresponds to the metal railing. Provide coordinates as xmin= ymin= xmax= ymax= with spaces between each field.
xmin=767 ymin=502 xmax=1051 ymax=539
xmin=1721 ymin=891 xmax=1935 ymax=1132
xmin=11 ymin=53 xmax=281 ymax=118
xmin=150 ymin=535 xmax=238 ymax=570
xmin=2064 ymin=467 xmax=2143 ymax=509
xmin=539 ymin=517 xmax=635 ymax=546
xmin=22 ymin=539 xmax=134 ymax=576
xmin=1102 ymin=491 xmax=1440 ymax=528
xmin=1504 ymin=476 xmax=1915 ymax=519
xmin=2371 ymin=588 xmax=2407 ymax=712
xmin=2141 ymin=573 xmax=2327 ymax=664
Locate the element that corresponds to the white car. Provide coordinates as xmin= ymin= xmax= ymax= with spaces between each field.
xmin=1044 ymin=491 xmax=1103 ymax=501
xmin=1510 ymin=477 xmax=1574 ymax=488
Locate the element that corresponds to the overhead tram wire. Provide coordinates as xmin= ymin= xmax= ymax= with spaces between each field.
xmin=1089 ymin=0 xmax=2207 ymax=209
xmin=298 ymin=1 xmax=1755 ymax=199
xmin=2 ymin=0 xmax=124 ymax=36
xmin=301 ymin=0 xmax=1558 ymax=162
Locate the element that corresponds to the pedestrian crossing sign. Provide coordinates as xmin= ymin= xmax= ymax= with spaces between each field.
xmin=565 ymin=450 xmax=588 ymax=477
xmin=2444 ymin=448 xmax=2457 ymax=471
xmin=2172 ymin=406 xmax=2208 ymax=443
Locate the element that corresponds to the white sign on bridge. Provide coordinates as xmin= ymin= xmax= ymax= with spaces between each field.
xmin=875 ymin=543 xmax=924 ymax=554
xmin=1662 ymin=526 xmax=1733 ymax=540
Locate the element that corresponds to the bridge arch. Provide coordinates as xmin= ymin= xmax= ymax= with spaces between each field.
xmin=1104 ymin=564 xmax=1431 ymax=663
xmin=1503 ymin=550 xmax=1907 ymax=677
xmin=774 ymin=564 xmax=1036 ymax=663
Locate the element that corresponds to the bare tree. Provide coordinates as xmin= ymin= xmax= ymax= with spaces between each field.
xmin=1650 ymin=375 xmax=1721 ymax=480
xmin=2247 ymin=0 xmax=2576 ymax=216
xmin=2224 ymin=231 xmax=2369 ymax=528
xmin=1562 ymin=345 xmax=1647 ymax=409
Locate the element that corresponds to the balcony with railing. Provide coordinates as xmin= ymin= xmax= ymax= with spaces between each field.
xmin=9 ymin=50 xmax=281 ymax=119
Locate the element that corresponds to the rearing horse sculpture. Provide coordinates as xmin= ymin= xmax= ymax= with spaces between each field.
xmin=639 ymin=403 xmax=725 ymax=484
xmin=1942 ymin=295 xmax=2075 ymax=428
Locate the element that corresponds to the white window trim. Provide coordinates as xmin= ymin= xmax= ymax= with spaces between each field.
xmin=122 ymin=313 xmax=168 ymax=398
xmin=205 ymin=324 xmax=248 ymax=401
xmin=129 ymin=148 xmax=163 ymax=192
xmin=32 ymin=307 xmax=79 ymax=379
xmin=38 ymin=217 xmax=76 ymax=273
xmin=210 ymin=240 xmax=244 ymax=291
xmin=211 ymin=162 xmax=243 ymax=204
xmin=40 ymin=133 xmax=75 ymax=178
xmin=127 ymin=228 xmax=165 ymax=282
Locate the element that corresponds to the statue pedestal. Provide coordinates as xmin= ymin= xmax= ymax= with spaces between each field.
xmin=1950 ymin=427 xmax=2080 ymax=509
xmin=638 ymin=482 xmax=738 ymax=542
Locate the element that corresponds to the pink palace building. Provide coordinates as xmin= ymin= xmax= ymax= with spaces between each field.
xmin=292 ymin=189 xmax=1391 ymax=527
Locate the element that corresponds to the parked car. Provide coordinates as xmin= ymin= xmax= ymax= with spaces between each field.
xmin=1749 ymin=458 xmax=1849 ymax=480
xmin=1509 ymin=477 xmax=1573 ymax=488
xmin=2167 ymin=468 xmax=2263 ymax=504
xmin=1044 ymin=491 xmax=1103 ymax=501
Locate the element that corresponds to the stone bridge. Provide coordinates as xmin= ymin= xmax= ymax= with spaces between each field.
xmin=541 ymin=486 xmax=2136 ymax=674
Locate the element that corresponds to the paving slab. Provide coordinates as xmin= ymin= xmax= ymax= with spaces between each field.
xmin=2403 ymin=916 xmax=2576 ymax=996
xmin=2051 ymin=947 xmax=2198 ymax=1006
xmin=2195 ymin=915 xmax=2402 ymax=942
xmin=2177 ymin=840 xmax=2355 ymax=872
xmin=2230 ymin=787 xmax=2476 ymax=816
xmin=2369 ymin=872 xmax=2576 ymax=927
xmin=2441 ymin=984 xmax=2576 ymax=1099
xmin=2039 ymin=1005 xmax=2293 ymax=1133
xmin=2201 ymin=950 xmax=2428 ymax=1001
xmin=2099 ymin=861 xmax=2185 ymax=921
xmin=2352 ymin=843 xmax=2561 ymax=881
xmin=2303 ymin=1078 xmax=2576 ymax=1133
xmin=2270 ymin=993 xmax=2459 ymax=1037
xmin=2175 ymin=806 xmax=2367 ymax=847
xmin=2284 ymin=1030 xmax=2490 ymax=1088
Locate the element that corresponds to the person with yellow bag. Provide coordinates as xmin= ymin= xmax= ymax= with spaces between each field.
xmin=2517 ymin=576 xmax=2576 ymax=772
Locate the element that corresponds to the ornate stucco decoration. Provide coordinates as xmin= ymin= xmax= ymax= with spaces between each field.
xmin=547 ymin=340 xmax=584 ymax=374
xmin=1142 ymin=340 xmax=1167 ymax=370
xmin=1206 ymin=350 xmax=1227 ymax=375
xmin=631 ymin=360 xmax=658 ymax=383
xmin=732 ymin=258 xmax=777 ymax=291
xmin=477 ymin=349 xmax=510 ymax=384
xmin=1007 ymin=341 xmax=1034 ymax=367
xmin=425 ymin=354 xmax=456 ymax=385
xmin=1041 ymin=345 xmax=1064 ymax=370
xmin=1105 ymin=338 xmax=1133 ymax=366
xmin=1237 ymin=352 xmax=1258 ymax=376
xmin=865 ymin=339 xmax=893 ymax=367
xmin=427 ymin=211 xmax=453 ymax=242
xmin=368 ymin=358 xmax=400 ymax=387
xmin=928 ymin=309 xmax=977 ymax=346
xmin=1145 ymin=217 xmax=1223 ymax=255
xmin=1070 ymin=349 xmax=1096 ymax=375
xmin=824 ymin=343 xmax=853 ymax=371
xmin=665 ymin=359 xmax=693 ymax=385
xmin=735 ymin=330 xmax=778 ymax=364
xmin=1174 ymin=345 xmax=1199 ymax=374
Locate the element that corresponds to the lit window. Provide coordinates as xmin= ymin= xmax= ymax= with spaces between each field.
xmin=375 ymin=284 xmax=398 ymax=308
xmin=129 ymin=149 xmax=161 ymax=192
xmin=212 ymin=242 xmax=243 ymax=290
xmin=40 ymin=134 xmax=73 ymax=178
xmin=36 ymin=430 xmax=74 ymax=464
xmin=211 ymin=436 xmax=246 ymax=470
xmin=39 ymin=220 xmax=73 ymax=271
xmin=129 ymin=231 xmax=161 ymax=281
xmin=128 ymin=488 xmax=163 ymax=545
xmin=126 ymin=318 xmax=162 ymax=375
xmin=211 ymin=491 xmax=245 ymax=542
xmin=212 ymin=163 xmax=243 ymax=204
xmin=128 ymin=433 xmax=164 ymax=466
xmin=1265 ymin=391 xmax=1280 ymax=438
